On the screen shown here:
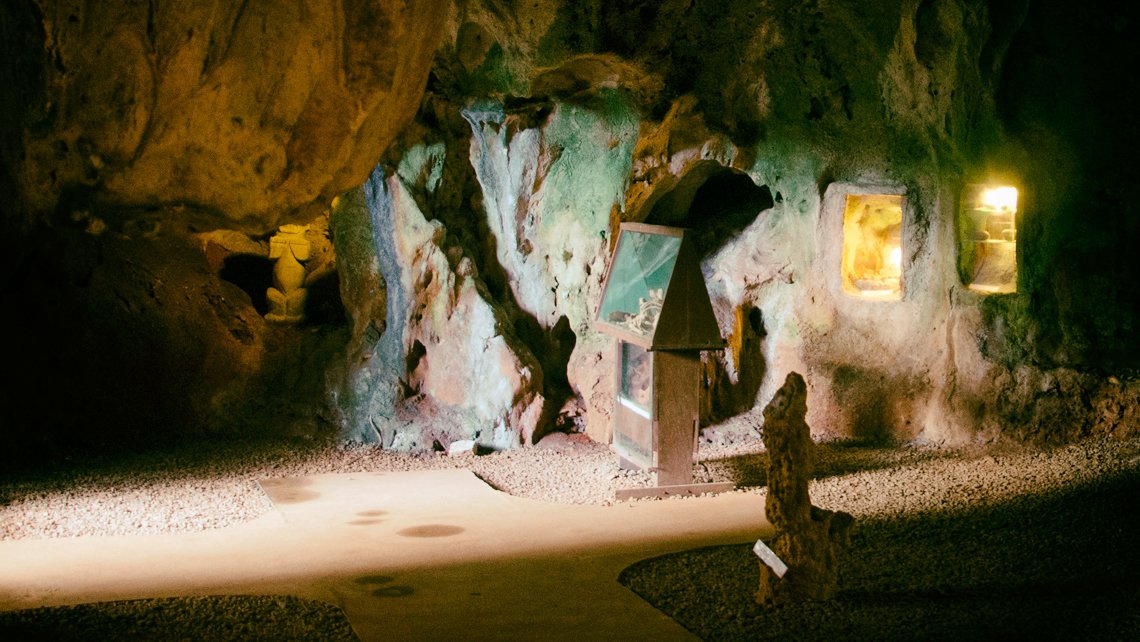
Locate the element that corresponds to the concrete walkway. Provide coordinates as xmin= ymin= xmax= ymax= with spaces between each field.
xmin=0 ymin=469 xmax=771 ymax=640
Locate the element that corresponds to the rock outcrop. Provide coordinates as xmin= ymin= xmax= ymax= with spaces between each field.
xmin=756 ymin=372 xmax=854 ymax=604
xmin=332 ymin=161 xmax=545 ymax=450
xmin=0 ymin=0 xmax=450 ymax=459
xmin=16 ymin=0 xmax=448 ymax=231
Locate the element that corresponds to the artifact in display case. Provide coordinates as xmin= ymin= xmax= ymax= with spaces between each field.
xmin=597 ymin=229 xmax=678 ymax=342
xmin=595 ymin=223 xmax=730 ymax=500
xmin=841 ymin=193 xmax=904 ymax=300
xmin=959 ymin=184 xmax=1018 ymax=293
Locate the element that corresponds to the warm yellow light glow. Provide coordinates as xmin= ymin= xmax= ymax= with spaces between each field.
xmin=841 ymin=193 xmax=904 ymax=300
xmin=886 ymin=245 xmax=902 ymax=273
xmin=981 ymin=186 xmax=1018 ymax=211
xmin=962 ymin=183 xmax=1019 ymax=294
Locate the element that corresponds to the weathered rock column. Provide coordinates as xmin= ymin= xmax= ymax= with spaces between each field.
xmin=757 ymin=372 xmax=854 ymax=604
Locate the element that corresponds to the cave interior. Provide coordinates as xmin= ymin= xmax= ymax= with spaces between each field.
xmin=1 ymin=0 xmax=1140 ymax=638
xmin=0 ymin=1 xmax=1137 ymax=465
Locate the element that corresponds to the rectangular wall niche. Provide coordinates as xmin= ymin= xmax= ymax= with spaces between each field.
xmin=841 ymin=193 xmax=904 ymax=300
xmin=959 ymin=184 xmax=1018 ymax=293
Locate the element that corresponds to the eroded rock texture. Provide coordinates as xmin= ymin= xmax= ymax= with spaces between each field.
xmin=0 ymin=0 xmax=448 ymax=460
xmin=757 ymin=372 xmax=854 ymax=604
xmin=17 ymin=0 xmax=448 ymax=230
xmin=2 ymin=0 xmax=1138 ymax=461
xmin=332 ymin=163 xmax=545 ymax=449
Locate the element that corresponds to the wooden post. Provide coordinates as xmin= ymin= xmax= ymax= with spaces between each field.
xmin=653 ymin=350 xmax=699 ymax=487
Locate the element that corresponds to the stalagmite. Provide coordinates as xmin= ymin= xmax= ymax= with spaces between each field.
xmin=756 ymin=372 xmax=854 ymax=604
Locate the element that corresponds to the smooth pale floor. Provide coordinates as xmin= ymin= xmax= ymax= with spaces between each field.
xmin=0 ymin=469 xmax=771 ymax=641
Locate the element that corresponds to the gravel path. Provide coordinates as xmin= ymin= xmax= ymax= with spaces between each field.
xmin=0 ymin=432 xmax=659 ymax=540
xmin=2 ymin=428 xmax=1139 ymax=640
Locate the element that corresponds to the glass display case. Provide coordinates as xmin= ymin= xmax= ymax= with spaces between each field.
xmin=841 ymin=193 xmax=904 ymax=299
xmin=595 ymin=223 xmax=729 ymax=497
xmin=597 ymin=230 xmax=681 ymax=342
xmin=595 ymin=223 xmax=723 ymax=350
xmin=614 ymin=341 xmax=654 ymax=468
xmin=619 ymin=341 xmax=653 ymax=416
xmin=959 ymin=184 xmax=1018 ymax=293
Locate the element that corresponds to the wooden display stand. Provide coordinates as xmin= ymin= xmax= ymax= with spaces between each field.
xmin=594 ymin=223 xmax=735 ymax=500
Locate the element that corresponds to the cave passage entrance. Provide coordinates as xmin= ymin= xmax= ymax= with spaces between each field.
xmin=644 ymin=162 xmax=774 ymax=258
xmin=642 ymin=163 xmax=774 ymax=425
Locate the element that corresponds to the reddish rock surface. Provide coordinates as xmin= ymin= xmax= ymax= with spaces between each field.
xmin=1 ymin=1 xmax=1136 ymax=460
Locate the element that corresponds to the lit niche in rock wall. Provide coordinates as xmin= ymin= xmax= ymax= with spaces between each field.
xmin=959 ymin=184 xmax=1018 ymax=293
xmin=841 ymin=193 xmax=904 ymax=300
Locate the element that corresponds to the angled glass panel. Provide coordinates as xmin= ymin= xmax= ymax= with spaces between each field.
xmin=619 ymin=341 xmax=653 ymax=415
xmin=598 ymin=230 xmax=681 ymax=339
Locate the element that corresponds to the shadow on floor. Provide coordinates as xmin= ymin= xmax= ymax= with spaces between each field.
xmin=620 ymin=469 xmax=1140 ymax=641
xmin=0 ymin=595 xmax=359 ymax=642
xmin=700 ymin=440 xmax=965 ymax=489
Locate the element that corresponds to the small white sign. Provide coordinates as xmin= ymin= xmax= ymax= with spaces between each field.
xmin=753 ymin=539 xmax=788 ymax=578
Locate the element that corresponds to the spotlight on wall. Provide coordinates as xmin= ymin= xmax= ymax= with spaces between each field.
xmin=980 ymin=186 xmax=1018 ymax=212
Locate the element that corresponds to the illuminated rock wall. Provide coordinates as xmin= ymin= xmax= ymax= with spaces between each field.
xmin=2 ymin=0 xmax=1136 ymax=459
xmin=10 ymin=0 xmax=447 ymax=231
xmin=396 ymin=0 xmax=1139 ymax=446
xmin=332 ymin=163 xmax=545 ymax=449
xmin=0 ymin=0 xmax=449 ymax=458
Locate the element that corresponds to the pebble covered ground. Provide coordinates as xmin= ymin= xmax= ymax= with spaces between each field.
xmin=623 ymin=434 xmax=1140 ymax=641
xmin=2 ymin=426 xmax=1139 ymax=640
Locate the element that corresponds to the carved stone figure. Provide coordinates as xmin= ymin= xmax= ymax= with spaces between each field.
xmin=756 ymin=372 xmax=854 ymax=604
xmin=266 ymin=224 xmax=311 ymax=323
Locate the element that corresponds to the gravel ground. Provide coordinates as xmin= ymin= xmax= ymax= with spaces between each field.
xmin=2 ymin=426 xmax=1139 ymax=640
xmin=0 ymin=432 xmax=661 ymax=540
xmin=623 ymin=434 xmax=1140 ymax=641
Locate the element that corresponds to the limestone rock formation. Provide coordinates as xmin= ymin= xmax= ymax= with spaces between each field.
xmin=756 ymin=372 xmax=854 ymax=604
xmin=0 ymin=0 xmax=449 ymax=459
xmin=462 ymin=98 xmax=638 ymax=442
xmin=3 ymin=0 xmax=1138 ymax=461
xmin=331 ymin=161 xmax=545 ymax=449
xmin=16 ymin=0 xmax=448 ymax=231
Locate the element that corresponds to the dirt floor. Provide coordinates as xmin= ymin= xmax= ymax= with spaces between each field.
xmin=2 ymin=432 xmax=1138 ymax=640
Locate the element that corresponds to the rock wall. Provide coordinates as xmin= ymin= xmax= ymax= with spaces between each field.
xmin=387 ymin=0 xmax=1139 ymax=447
xmin=0 ymin=0 xmax=448 ymax=461
xmin=3 ymin=0 xmax=1137 ymax=459
xmin=462 ymin=96 xmax=640 ymax=442
xmin=331 ymin=161 xmax=545 ymax=450
xmin=13 ymin=0 xmax=447 ymax=231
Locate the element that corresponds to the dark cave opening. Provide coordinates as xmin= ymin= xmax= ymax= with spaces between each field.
xmin=218 ymin=254 xmax=345 ymax=326
xmin=646 ymin=163 xmax=774 ymax=258
xmin=703 ymin=302 xmax=767 ymax=425
xmin=645 ymin=164 xmax=774 ymax=425
xmin=219 ymin=254 xmax=272 ymax=315
xmin=513 ymin=313 xmax=579 ymax=438
xmin=302 ymin=271 xmax=347 ymax=326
